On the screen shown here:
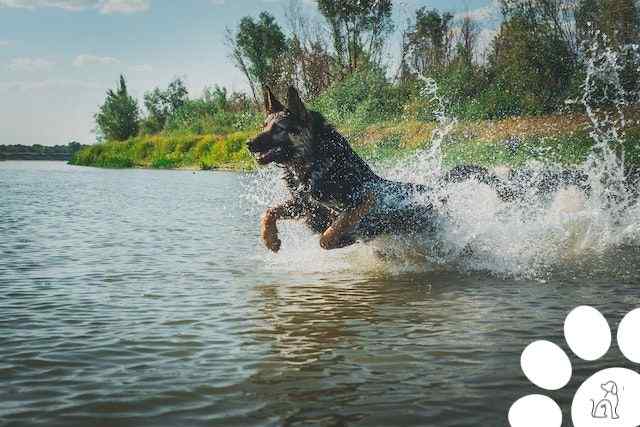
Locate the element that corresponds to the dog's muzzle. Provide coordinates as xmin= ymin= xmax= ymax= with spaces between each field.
xmin=247 ymin=136 xmax=283 ymax=165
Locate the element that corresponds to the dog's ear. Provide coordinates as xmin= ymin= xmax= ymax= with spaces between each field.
xmin=263 ymin=86 xmax=284 ymax=114
xmin=287 ymin=86 xmax=310 ymax=123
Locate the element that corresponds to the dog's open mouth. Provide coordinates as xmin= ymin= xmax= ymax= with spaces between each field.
xmin=255 ymin=147 xmax=282 ymax=165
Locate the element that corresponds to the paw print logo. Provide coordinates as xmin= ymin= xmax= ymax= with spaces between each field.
xmin=509 ymin=307 xmax=640 ymax=427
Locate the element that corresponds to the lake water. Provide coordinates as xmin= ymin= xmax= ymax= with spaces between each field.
xmin=2 ymin=161 xmax=639 ymax=427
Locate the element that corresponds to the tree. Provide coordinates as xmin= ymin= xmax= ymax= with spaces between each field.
xmin=500 ymin=0 xmax=578 ymax=58
xmin=284 ymin=0 xmax=334 ymax=98
xmin=489 ymin=13 xmax=575 ymax=114
xmin=288 ymin=36 xmax=334 ymax=98
xmin=228 ymin=12 xmax=288 ymax=102
xmin=437 ymin=14 xmax=484 ymax=114
xmin=575 ymin=0 xmax=602 ymax=43
xmin=95 ymin=75 xmax=140 ymax=141
xmin=575 ymin=0 xmax=640 ymax=104
xmin=203 ymin=85 xmax=229 ymax=111
xmin=601 ymin=0 xmax=639 ymax=45
xmin=576 ymin=0 xmax=639 ymax=46
xmin=317 ymin=0 xmax=394 ymax=74
xmin=456 ymin=14 xmax=480 ymax=66
xmin=403 ymin=8 xmax=454 ymax=76
xmin=143 ymin=77 xmax=189 ymax=133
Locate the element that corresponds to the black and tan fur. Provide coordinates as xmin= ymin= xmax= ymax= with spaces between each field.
xmin=247 ymin=87 xmax=447 ymax=252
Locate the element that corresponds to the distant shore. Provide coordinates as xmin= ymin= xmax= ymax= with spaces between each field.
xmin=70 ymin=112 xmax=640 ymax=171
xmin=1 ymin=155 xmax=73 ymax=161
xmin=1 ymin=143 xmax=87 ymax=162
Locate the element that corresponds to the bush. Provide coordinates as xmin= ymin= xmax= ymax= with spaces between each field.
xmin=461 ymin=85 xmax=526 ymax=120
xmin=400 ymin=70 xmax=532 ymax=122
xmin=165 ymin=100 xmax=262 ymax=134
xmin=150 ymin=156 xmax=177 ymax=169
xmin=71 ymin=142 xmax=135 ymax=168
xmin=201 ymin=131 xmax=256 ymax=170
xmin=311 ymin=67 xmax=407 ymax=127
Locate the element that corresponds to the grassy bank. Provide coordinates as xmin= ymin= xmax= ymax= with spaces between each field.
xmin=71 ymin=131 xmax=256 ymax=170
xmin=70 ymin=112 xmax=640 ymax=171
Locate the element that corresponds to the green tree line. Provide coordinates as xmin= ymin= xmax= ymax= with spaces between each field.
xmin=0 ymin=142 xmax=86 ymax=161
xmin=94 ymin=0 xmax=640 ymax=143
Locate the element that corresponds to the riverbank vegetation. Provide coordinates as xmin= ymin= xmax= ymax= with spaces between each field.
xmin=71 ymin=0 xmax=640 ymax=170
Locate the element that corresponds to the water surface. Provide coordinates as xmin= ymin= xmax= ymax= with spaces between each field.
xmin=1 ymin=161 xmax=639 ymax=427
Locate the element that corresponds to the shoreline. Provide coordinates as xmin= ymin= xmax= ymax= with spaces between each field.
xmin=77 ymin=162 xmax=245 ymax=173
xmin=69 ymin=112 xmax=640 ymax=171
xmin=0 ymin=159 xmax=244 ymax=173
xmin=0 ymin=156 xmax=74 ymax=161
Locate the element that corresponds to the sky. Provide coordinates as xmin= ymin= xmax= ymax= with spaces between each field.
xmin=0 ymin=0 xmax=499 ymax=146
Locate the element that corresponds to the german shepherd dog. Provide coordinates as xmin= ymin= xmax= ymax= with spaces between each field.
xmin=247 ymin=87 xmax=599 ymax=252
xmin=247 ymin=86 xmax=472 ymax=252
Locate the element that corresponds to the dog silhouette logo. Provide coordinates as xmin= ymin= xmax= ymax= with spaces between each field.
xmin=508 ymin=307 xmax=640 ymax=427
xmin=590 ymin=380 xmax=620 ymax=419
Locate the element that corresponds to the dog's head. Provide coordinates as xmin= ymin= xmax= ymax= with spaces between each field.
xmin=247 ymin=86 xmax=313 ymax=166
xmin=601 ymin=381 xmax=618 ymax=395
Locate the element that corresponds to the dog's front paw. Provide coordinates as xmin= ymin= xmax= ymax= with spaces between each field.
xmin=319 ymin=227 xmax=339 ymax=250
xmin=261 ymin=215 xmax=281 ymax=253
xmin=263 ymin=232 xmax=281 ymax=252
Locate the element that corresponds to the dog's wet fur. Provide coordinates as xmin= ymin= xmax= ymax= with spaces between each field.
xmin=247 ymin=86 xmax=597 ymax=252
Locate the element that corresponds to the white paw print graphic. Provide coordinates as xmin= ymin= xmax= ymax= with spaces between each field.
xmin=509 ymin=307 xmax=640 ymax=427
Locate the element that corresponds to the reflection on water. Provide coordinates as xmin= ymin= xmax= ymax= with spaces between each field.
xmin=1 ymin=161 xmax=639 ymax=427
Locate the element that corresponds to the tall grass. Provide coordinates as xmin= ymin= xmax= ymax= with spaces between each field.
xmin=71 ymin=131 xmax=257 ymax=170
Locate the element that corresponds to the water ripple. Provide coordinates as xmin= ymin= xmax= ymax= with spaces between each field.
xmin=2 ymin=162 xmax=639 ymax=426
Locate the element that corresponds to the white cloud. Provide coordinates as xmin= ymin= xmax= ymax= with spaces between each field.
xmin=211 ymin=0 xmax=300 ymax=4
xmin=7 ymin=57 xmax=54 ymax=72
xmin=0 ymin=0 xmax=150 ymax=14
xmin=454 ymin=1 xmax=500 ymax=24
xmin=73 ymin=54 xmax=120 ymax=67
xmin=0 ymin=0 xmax=95 ymax=10
xmin=0 ymin=40 xmax=10 ymax=47
xmin=130 ymin=63 xmax=153 ymax=72
xmin=98 ymin=0 xmax=149 ymax=14
xmin=451 ymin=0 xmax=501 ymax=62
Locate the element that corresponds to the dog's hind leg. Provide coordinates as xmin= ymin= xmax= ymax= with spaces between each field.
xmin=319 ymin=192 xmax=375 ymax=250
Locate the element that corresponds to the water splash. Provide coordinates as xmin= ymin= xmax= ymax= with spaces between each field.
xmin=387 ymin=75 xmax=457 ymax=185
xmin=243 ymin=39 xmax=640 ymax=280
xmin=570 ymin=31 xmax=640 ymax=218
